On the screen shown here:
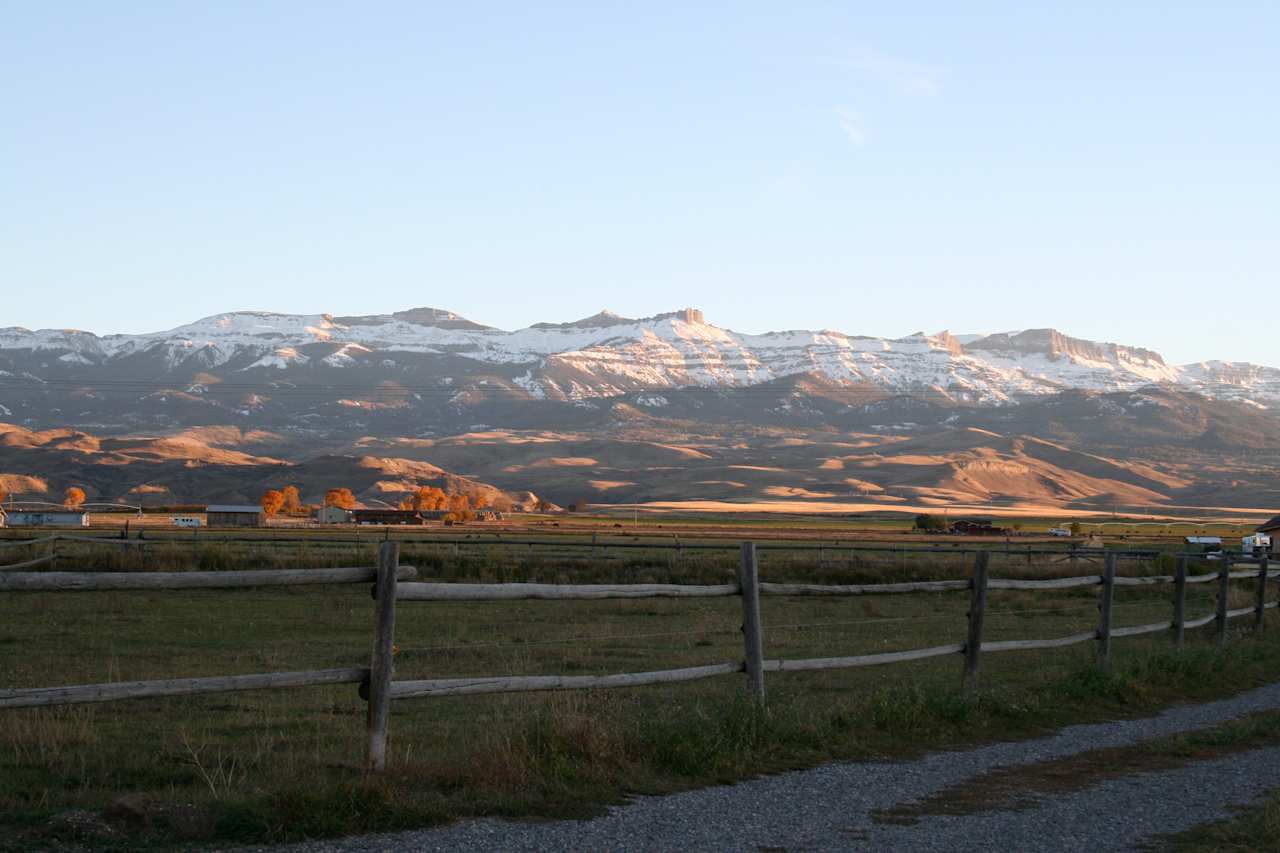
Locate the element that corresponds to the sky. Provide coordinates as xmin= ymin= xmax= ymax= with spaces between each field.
xmin=2 ymin=2 xmax=1277 ymax=365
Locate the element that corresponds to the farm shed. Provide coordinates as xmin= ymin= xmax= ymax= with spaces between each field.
xmin=205 ymin=505 xmax=265 ymax=528
xmin=314 ymin=506 xmax=353 ymax=524
xmin=5 ymin=510 xmax=89 ymax=528
xmin=950 ymin=519 xmax=1005 ymax=536
xmin=351 ymin=509 xmax=429 ymax=526
xmin=1184 ymin=536 xmax=1223 ymax=553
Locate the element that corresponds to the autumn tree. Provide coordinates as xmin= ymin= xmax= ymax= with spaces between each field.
xmin=400 ymin=485 xmax=448 ymax=511
xmin=281 ymin=485 xmax=302 ymax=515
xmin=0 ymin=485 xmax=7 ymax=505
xmin=260 ymin=489 xmax=285 ymax=516
xmin=324 ymin=488 xmax=358 ymax=509
xmin=446 ymin=493 xmax=474 ymax=522
xmin=474 ymin=493 xmax=489 ymax=509
xmin=63 ymin=486 xmax=86 ymax=509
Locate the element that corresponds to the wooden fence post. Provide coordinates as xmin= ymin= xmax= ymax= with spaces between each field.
xmin=1172 ymin=556 xmax=1187 ymax=649
xmin=962 ymin=551 xmax=989 ymax=695
xmin=738 ymin=542 xmax=765 ymax=704
xmin=366 ymin=540 xmax=399 ymax=773
xmin=1097 ymin=552 xmax=1116 ymax=668
xmin=1216 ymin=555 xmax=1231 ymax=651
xmin=1255 ymin=556 xmax=1269 ymax=633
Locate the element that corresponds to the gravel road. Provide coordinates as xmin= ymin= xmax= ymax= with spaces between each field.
xmin=261 ymin=681 xmax=1280 ymax=852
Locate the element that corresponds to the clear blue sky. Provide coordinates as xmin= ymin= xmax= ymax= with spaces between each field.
xmin=3 ymin=3 xmax=1277 ymax=365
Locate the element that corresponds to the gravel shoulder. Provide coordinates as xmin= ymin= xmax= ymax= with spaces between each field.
xmin=259 ymin=681 xmax=1280 ymax=852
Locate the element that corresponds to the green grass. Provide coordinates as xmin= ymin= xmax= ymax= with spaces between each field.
xmin=1 ymin=548 xmax=1276 ymax=850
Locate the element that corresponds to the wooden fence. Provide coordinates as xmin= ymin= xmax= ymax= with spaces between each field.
xmin=0 ymin=541 xmax=1272 ymax=773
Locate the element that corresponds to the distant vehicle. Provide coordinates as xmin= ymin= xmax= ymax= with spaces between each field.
xmin=1047 ymin=527 xmax=1072 ymax=537
xmin=1243 ymin=534 xmax=1271 ymax=556
xmin=172 ymin=516 xmax=202 ymax=528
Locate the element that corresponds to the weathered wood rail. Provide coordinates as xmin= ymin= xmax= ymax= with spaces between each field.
xmin=1 ymin=542 xmax=1272 ymax=775
xmin=0 ymin=565 xmax=418 ymax=591
xmin=0 ymin=554 xmax=57 ymax=572
xmin=0 ymin=668 xmax=368 ymax=710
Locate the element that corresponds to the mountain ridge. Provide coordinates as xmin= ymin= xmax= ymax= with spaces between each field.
xmin=2 ymin=307 xmax=1276 ymax=409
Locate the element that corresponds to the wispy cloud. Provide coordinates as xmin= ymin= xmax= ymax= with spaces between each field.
xmin=828 ymin=45 xmax=944 ymax=97
xmin=836 ymin=108 xmax=866 ymax=145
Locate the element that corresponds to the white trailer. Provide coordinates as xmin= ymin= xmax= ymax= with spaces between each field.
xmin=1243 ymin=534 xmax=1272 ymax=556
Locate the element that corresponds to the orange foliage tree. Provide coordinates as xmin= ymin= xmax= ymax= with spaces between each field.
xmin=446 ymin=493 xmax=474 ymax=522
xmin=0 ymin=485 xmax=7 ymax=505
xmin=324 ymin=488 xmax=358 ymax=509
xmin=281 ymin=485 xmax=302 ymax=515
xmin=260 ymin=489 xmax=285 ymax=516
xmin=399 ymin=485 xmax=448 ymax=511
xmin=63 ymin=486 xmax=86 ymax=509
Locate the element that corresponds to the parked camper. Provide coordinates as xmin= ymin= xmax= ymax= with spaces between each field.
xmin=172 ymin=516 xmax=202 ymax=528
xmin=1047 ymin=527 xmax=1072 ymax=537
xmin=1243 ymin=534 xmax=1272 ymax=557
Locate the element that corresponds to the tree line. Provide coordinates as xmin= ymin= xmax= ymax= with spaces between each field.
xmin=258 ymin=485 xmax=494 ymax=522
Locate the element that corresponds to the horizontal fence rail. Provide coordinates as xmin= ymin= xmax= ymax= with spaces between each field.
xmin=0 ymin=565 xmax=417 ymax=591
xmin=761 ymin=643 xmax=965 ymax=672
xmin=988 ymin=575 xmax=1102 ymax=590
xmin=390 ymin=662 xmax=744 ymax=700
xmin=1114 ymin=575 xmax=1175 ymax=587
xmin=758 ymin=580 xmax=970 ymax=596
xmin=1111 ymin=620 xmax=1174 ymax=638
xmin=0 ymin=554 xmax=57 ymax=572
xmin=983 ymin=631 xmax=1099 ymax=652
xmin=396 ymin=581 xmax=737 ymax=601
xmin=0 ymin=668 xmax=368 ymax=710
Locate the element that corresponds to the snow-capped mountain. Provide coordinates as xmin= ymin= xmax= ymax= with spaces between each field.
xmin=1 ymin=307 xmax=1277 ymax=408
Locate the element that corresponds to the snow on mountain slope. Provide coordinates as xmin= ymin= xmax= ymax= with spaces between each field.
xmin=1 ymin=308 xmax=1277 ymax=408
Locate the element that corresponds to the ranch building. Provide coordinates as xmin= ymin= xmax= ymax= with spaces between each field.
xmin=205 ymin=504 xmax=266 ymax=528
xmin=1184 ymin=536 xmax=1223 ymax=553
xmin=351 ymin=509 xmax=432 ymax=526
xmin=950 ymin=519 xmax=1006 ymax=536
xmin=314 ymin=506 xmax=353 ymax=524
xmin=4 ymin=510 xmax=89 ymax=528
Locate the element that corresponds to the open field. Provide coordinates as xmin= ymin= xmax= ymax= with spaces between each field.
xmin=0 ymin=503 xmax=1266 ymax=552
xmin=4 ymin=540 xmax=1280 ymax=849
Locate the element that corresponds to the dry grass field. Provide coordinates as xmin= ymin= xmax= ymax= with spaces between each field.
xmin=2 ymin=536 xmax=1279 ymax=849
